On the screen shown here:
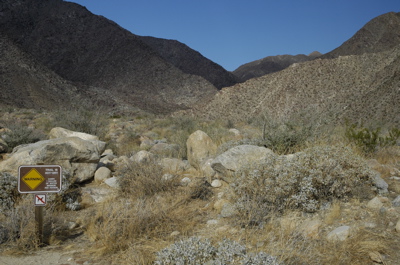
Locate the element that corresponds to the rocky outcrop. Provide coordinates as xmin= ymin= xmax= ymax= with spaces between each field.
xmin=0 ymin=136 xmax=105 ymax=183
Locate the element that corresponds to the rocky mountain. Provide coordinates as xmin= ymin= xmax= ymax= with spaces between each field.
xmin=139 ymin=36 xmax=238 ymax=89
xmin=0 ymin=32 xmax=80 ymax=110
xmin=322 ymin=12 xmax=400 ymax=58
xmin=0 ymin=0 xmax=228 ymax=114
xmin=191 ymin=44 xmax=400 ymax=126
xmin=232 ymin=52 xmax=321 ymax=82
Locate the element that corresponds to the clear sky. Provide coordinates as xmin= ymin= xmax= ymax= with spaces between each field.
xmin=67 ymin=0 xmax=399 ymax=71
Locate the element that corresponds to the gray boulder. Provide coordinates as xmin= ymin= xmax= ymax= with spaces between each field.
xmin=211 ymin=145 xmax=274 ymax=177
xmin=49 ymin=127 xmax=99 ymax=141
xmin=186 ymin=130 xmax=217 ymax=169
xmin=0 ymin=136 xmax=105 ymax=183
xmin=150 ymin=143 xmax=180 ymax=158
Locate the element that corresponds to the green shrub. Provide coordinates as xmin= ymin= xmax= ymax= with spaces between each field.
xmin=345 ymin=123 xmax=400 ymax=154
xmin=231 ymin=145 xmax=374 ymax=226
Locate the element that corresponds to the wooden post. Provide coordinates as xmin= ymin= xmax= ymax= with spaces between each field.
xmin=35 ymin=199 xmax=44 ymax=245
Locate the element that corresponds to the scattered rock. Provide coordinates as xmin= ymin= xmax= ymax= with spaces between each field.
xmin=181 ymin=177 xmax=191 ymax=186
xmin=396 ymin=220 xmax=400 ymax=232
xmin=300 ymin=219 xmax=322 ymax=239
xmin=131 ymin=150 xmax=155 ymax=163
xmin=369 ymin=251 xmax=384 ymax=263
xmin=94 ymin=167 xmax=112 ymax=183
xmin=367 ymin=197 xmax=384 ymax=209
xmin=211 ymin=179 xmax=222 ymax=188
xmin=104 ymin=177 xmax=119 ymax=189
xmin=370 ymin=171 xmax=388 ymax=194
xmin=327 ymin=226 xmax=351 ymax=241
xmin=150 ymin=143 xmax=180 ymax=158
xmin=220 ymin=203 xmax=237 ymax=218
xmin=392 ymin=196 xmax=400 ymax=207
xmin=186 ymin=130 xmax=217 ymax=169
xmin=49 ymin=127 xmax=99 ymax=141
xmin=159 ymin=158 xmax=190 ymax=173
xmin=211 ymin=145 xmax=274 ymax=177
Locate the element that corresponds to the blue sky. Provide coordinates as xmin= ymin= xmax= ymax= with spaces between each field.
xmin=68 ymin=0 xmax=399 ymax=71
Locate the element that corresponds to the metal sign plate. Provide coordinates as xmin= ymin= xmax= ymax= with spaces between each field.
xmin=18 ymin=165 xmax=62 ymax=193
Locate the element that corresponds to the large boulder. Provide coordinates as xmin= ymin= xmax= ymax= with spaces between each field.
xmin=49 ymin=127 xmax=99 ymax=141
xmin=211 ymin=145 xmax=274 ymax=177
xmin=186 ymin=130 xmax=217 ymax=169
xmin=0 ymin=137 xmax=105 ymax=183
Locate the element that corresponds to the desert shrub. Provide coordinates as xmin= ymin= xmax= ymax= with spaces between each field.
xmin=0 ymin=172 xmax=19 ymax=214
xmin=231 ymin=145 xmax=374 ymax=225
xmin=154 ymin=237 xmax=282 ymax=265
xmin=117 ymin=161 xmax=177 ymax=198
xmin=52 ymin=101 xmax=108 ymax=139
xmin=0 ymin=120 xmax=45 ymax=149
xmin=0 ymin=197 xmax=40 ymax=249
xmin=345 ymin=123 xmax=400 ymax=154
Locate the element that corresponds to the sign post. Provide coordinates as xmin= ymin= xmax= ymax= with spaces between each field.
xmin=18 ymin=165 xmax=62 ymax=245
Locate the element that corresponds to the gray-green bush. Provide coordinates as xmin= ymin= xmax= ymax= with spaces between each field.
xmin=0 ymin=172 xmax=18 ymax=214
xmin=154 ymin=237 xmax=282 ymax=265
xmin=0 ymin=120 xmax=45 ymax=149
xmin=231 ymin=145 xmax=374 ymax=225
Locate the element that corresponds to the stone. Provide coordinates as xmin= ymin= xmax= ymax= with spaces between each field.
xmin=200 ymin=158 xmax=216 ymax=178
xmin=150 ymin=143 xmax=180 ymax=158
xmin=131 ymin=150 xmax=155 ymax=163
xmin=300 ymin=219 xmax=322 ymax=239
xmin=49 ymin=127 xmax=99 ymax=141
xmin=211 ymin=179 xmax=222 ymax=188
xmin=370 ymin=171 xmax=388 ymax=194
xmin=94 ymin=167 xmax=112 ymax=183
xmin=396 ymin=219 xmax=400 ymax=233
xmin=369 ymin=252 xmax=384 ymax=263
xmin=186 ymin=130 xmax=217 ymax=169
xmin=0 ymin=136 xmax=105 ymax=183
xmin=181 ymin=177 xmax=191 ymax=186
xmin=220 ymin=203 xmax=237 ymax=218
xmin=367 ymin=197 xmax=384 ymax=209
xmin=207 ymin=219 xmax=219 ymax=226
xmin=327 ymin=226 xmax=351 ymax=241
xmin=104 ymin=177 xmax=120 ymax=189
xmin=159 ymin=158 xmax=190 ymax=173
xmin=211 ymin=145 xmax=274 ymax=177
xmin=392 ymin=196 xmax=400 ymax=207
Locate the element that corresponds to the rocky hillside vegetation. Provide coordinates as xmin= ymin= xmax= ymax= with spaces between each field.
xmin=323 ymin=12 xmax=400 ymax=59
xmin=0 ymin=110 xmax=399 ymax=264
xmin=191 ymin=44 xmax=400 ymax=126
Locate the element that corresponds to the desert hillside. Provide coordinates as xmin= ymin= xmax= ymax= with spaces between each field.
xmin=191 ymin=45 xmax=400 ymax=126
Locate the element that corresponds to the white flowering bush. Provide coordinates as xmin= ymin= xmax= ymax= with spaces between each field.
xmin=231 ymin=145 xmax=374 ymax=224
xmin=154 ymin=237 xmax=282 ymax=265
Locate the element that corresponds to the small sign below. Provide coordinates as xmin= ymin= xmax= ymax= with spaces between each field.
xmin=18 ymin=165 xmax=62 ymax=193
xmin=34 ymin=194 xmax=47 ymax=206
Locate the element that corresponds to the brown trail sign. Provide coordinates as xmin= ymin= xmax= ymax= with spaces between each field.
xmin=18 ymin=165 xmax=62 ymax=245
